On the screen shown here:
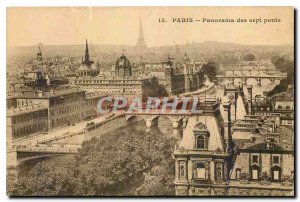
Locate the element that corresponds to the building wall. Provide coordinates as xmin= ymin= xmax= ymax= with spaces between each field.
xmin=261 ymin=153 xmax=271 ymax=174
xmin=175 ymin=182 xmax=293 ymax=196
xmin=280 ymin=119 xmax=294 ymax=126
xmin=85 ymin=96 xmax=110 ymax=118
xmin=164 ymin=66 xmax=203 ymax=95
xmin=275 ymin=101 xmax=294 ymax=110
xmin=231 ymin=153 xmax=250 ymax=179
xmin=11 ymin=90 xmax=107 ymax=134
xmin=231 ymin=151 xmax=293 ymax=181
xmin=7 ymin=98 xmax=17 ymax=109
xmin=48 ymin=92 xmax=86 ymax=129
xmin=7 ymin=108 xmax=48 ymax=140
xmin=228 ymin=187 xmax=293 ymax=196
xmin=72 ymin=78 xmax=144 ymax=102
xmin=282 ymin=154 xmax=294 ymax=176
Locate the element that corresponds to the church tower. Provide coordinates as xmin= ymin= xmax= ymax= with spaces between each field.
xmin=136 ymin=18 xmax=147 ymax=49
xmin=78 ymin=39 xmax=98 ymax=77
xmin=183 ymin=53 xmax=191 ymax=92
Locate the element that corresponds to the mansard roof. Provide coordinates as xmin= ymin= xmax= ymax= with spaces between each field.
xmin=179 ymin=116 xmax=225 ymax=152
xmin=239 ymin=141 xmax=293 ymax=153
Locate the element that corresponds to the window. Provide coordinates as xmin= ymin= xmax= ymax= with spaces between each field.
xmin=216 ymin=165 xmax=223 ymax=180
xmin=273 ymin=156 xmax=279 ymax=164
xmin=277 ymin=105 xmax=282 ymax=110
xmin=236 ymin=169 xmax=241 ymax=180
xmin=252 ymin=155 xmax=258 ymax=163
xmin=179 ymin=162 xmax=185 ymax=178
xmin=196 ymin=163 xmax=206 ymax=179
xmin=196 ymin=135 xmax=205 ymax=149
xmin=267 ymin=137 xmax=275 ymax=142
xmin=291 ymin=171 xmax=294 ymax=180
xmin=271 ymin=166 xmax=281 ymax=181
xmin=273 ymin=170 xmax=279 ymax=180
xmin=251 ymin=165 xmax=259 ymax=180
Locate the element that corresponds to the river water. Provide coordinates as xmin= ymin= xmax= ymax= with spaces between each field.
xmin=17 ymin=116 xmax=180 ymax=174
xmin=17 ymin=78 xmax=277 ymax=173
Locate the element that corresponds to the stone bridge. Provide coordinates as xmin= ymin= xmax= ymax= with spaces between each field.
xmin=125 ymin=110 xmax=200 ymax=129
xmin=215 ymin=72 xmax=287 ymax=86
xmin=7 ymin=145 xmax=79 ymax=167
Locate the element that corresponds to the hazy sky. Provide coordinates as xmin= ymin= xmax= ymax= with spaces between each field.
xmin=7 ymin=7 xmax=294 ymax=47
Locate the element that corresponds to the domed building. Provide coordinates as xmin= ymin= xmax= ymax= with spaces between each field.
xmin=72 ymin=51 xmax=154 ymax=102
xmin=115 ymin=53 xmax=132 ymax=77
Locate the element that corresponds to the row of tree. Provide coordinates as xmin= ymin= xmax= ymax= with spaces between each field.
xmin=267 ymin=56 xmax=294 ymax=96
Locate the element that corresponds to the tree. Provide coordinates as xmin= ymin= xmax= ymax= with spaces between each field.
xmin=137 ymin=159 xmax=175 ymax=196
xmin=202 ymin=62 xmax=217 ymax=82
xmin=8 ymin=127 xmax=176 ymax=196
xmin=142 ymin=76 xmax=168 ymax=101
xmin=7 ymin=173 xmax=32 ymax=196
xmin=268 ymin=56 xmax=294 ymax=96
xmin=243 ymin=54 xmax=256 ymax=61
xmin=216 ymin=55 xmax=238 ymax=66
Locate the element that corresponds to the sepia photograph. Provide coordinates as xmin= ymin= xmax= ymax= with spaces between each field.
xmin=5 ymin=6 xmax=294 ymax=197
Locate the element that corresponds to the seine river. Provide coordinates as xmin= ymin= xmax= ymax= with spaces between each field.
xmin=17 ymin=80 xmax=276 ymax=173
xmin=17 ymin=117 xmax=180 ymax=174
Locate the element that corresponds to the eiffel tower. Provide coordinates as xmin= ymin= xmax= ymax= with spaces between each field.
xmin=136 ymin=18 xmax=147 ymax=49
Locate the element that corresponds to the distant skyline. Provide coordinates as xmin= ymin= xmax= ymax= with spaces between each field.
xmin=7 ymin=7 xmax=294 ymax=47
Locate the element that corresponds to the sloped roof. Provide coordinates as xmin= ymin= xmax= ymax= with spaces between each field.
xmin=179 ymin=116 xmax=225 ymax=152
xmin=240 ymin=141 xmax=292 ymax=153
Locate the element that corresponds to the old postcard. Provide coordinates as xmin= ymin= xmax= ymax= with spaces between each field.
xmin=6 ymin=7 xmax=294 ymax=196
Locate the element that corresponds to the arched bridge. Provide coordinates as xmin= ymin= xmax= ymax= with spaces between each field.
xmin=8 ymin=145 xmax=79 ymax=167
xmin=125 ymin=108 xmax=218 ymax=129
xmin=125 ymin=110 xmax=190 ymax=129
xmin=216 ymin=72 xmax=287 ymax=86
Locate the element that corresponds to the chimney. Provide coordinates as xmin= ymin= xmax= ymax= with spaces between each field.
xmin=37 ymin=90 xmax=43 ymax=98
xmin=266 ymin=138 xmax=270 ymax=148
xmin=223 ymin=101 xmax=232 ymax=152
xmin=238 ymin=81 xmax=244 ymax=95
xmin=246 ymin=85 xmax=253 ymax=115
xmin=10 ymin=84 xmax=15 ymax=92
xmin=49 ymin=89 xmax=54 ymax=95
xmin=46 ymin=75 xmax=50 ymax=86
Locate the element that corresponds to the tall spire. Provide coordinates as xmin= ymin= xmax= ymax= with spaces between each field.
xmin=139 ymin=18 xmax=144 ymax=40
xmin=37 ymin=43 xmax=42 ymax=61
xmin=84 ymin=38 xmax=89 ymax=63
xmin=136 ymin=18 xmax=147 ymax=48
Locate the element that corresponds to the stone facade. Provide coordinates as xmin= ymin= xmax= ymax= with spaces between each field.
xmin=173 ymin=89 xmax=294 ymax=196
xmin=72 ymin=53 xmax=153 ymax=102
xmin=163 ymin=55 xmax=204 ymax=95
xmin=173 ymin=98 xmax=231 ymax=196
xmin=7 ymin=85 xmax=109 ymax=140
xmin=7 ymin=104 xmax=48 ymax=141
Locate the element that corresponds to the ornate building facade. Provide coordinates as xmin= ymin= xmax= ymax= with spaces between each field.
xmin=273 ymin=93 xmax=294 ymax=126
xmin=71 ymin=52 xmax=152 ymax=102
xmin=229 ymin=139 xmax=294 ymax=196
xmin=163 ymin=54 xmax=204 ymax=95
xmin=173 ymin=85 xmax=294 ymax=196
xmin=173 ymin=98 xmax=231 ymax=196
